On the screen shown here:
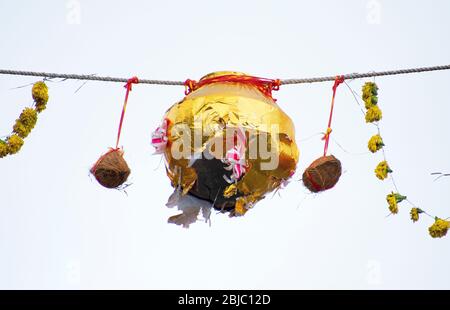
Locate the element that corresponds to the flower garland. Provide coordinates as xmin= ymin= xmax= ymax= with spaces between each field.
xmin=360 ymin=81 xmax=449 ymax=238
xmin=0 ymin=81 xmax=48 ymax=158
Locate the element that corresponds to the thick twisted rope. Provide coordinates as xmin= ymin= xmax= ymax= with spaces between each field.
xmin=1 ymin=64 xmax=449 ymax=86
xmin=0 ymin=69 xmax=184 ymax=85
xmin=280 ymin=64 xmax=450 ymax=85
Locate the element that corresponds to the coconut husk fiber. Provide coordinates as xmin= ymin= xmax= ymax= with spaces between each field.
xmin=302 ymin=155 xmax=342 ymax=193
xmin=91 ymin=148 xmax=130 ymax=189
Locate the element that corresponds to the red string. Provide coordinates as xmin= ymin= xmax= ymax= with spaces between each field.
xmin=184 ymin=75 xmax=281 ymax=101
xmin=322 ymin=75 xmax=344 ymax=156
xmin=115 ymin=76 xmax=139 ymax=149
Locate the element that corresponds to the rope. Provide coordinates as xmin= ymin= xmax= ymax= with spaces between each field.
xmin=0 ymin=64 xmax=449 ymax=86
xmin=280 ymin=64 xmax=450 ymax=85
xmin=0 ymin=69 xmax=184 ymax=85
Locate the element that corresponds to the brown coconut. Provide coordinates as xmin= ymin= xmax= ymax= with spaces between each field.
xmin=91 ymin=149 xmax=130 ymax=188
xmin=302 ymin=155 xmax=342 ymax=193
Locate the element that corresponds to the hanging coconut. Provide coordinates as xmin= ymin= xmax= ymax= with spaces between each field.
xmin=90 ymin=148 xmax=130 ymax=189
xmin=302 ymin=155 xmax=342 ymax=193
xmin=90 ymin=77 xmax=137 ymax=190
xmin=152 ymin=71 xmax=299 ymax=227
xmin=301 ymin=76 xmax=344 ymax=193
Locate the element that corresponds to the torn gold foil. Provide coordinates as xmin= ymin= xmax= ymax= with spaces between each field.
xmin=162 ymin=71 xmax=299 ymax=216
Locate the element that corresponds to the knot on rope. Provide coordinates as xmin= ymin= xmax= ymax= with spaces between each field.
xmin=332 ymin=75 xmax=345 ymax=92
xmin=125 ymin=76 xmax=139 ymax=91
xmin=184 ymin=79 xmax=197 ymax=95
xmin=271 ymin=79 xmax=281 ymax=91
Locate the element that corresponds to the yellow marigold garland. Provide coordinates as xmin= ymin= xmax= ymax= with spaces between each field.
xmin=32 ymin=81 xmax=49 ymax=112
xmin=386 ymin=192 xmax=406 ymax=215
xmin=12 ymin=121 xmax=29 ymax=138
xmin=0 ymin=141 xmax=8 ymax=158
xmin=364 ymin=95 xmax=378 ymax=109
xmin=361 ymin=81 xmax=449 ymax=238
xmin=428 ymin=218 xmax=450 ymax=238
xmin=6 ymin=134 xmax=24 ymax=154
xmin=365 ymin=105 xmax=383 ymax=123
xmin=375 ymin=160 xmax=392 ymax=180
xmin=0 ymin=81 xmax=48 ymax=158
xmin=362 ymin=82 xmax=382 ymax=120
xmin=362 ymin=82 xmax=378 ymax=100
xmin=410 ymin=208 xmax=422 ymax=223
xmin=13 ymin=108 xmax=38 ymax=138
xmin=386 ymin=195 xmax=398 ymax=214
xmin=368 ymin=134 xmax=384 ymax=153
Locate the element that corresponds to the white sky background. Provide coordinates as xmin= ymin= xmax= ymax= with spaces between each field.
xmin=1 ymin=0 xmax=450 ymax=289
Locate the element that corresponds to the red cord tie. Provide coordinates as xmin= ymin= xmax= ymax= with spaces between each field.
xmin=184 ymin=79 xmax=196 ymax=95
xmin=183 ymin=75 xmax=281 ymax=100
xmin=332 ymin=75 xmax=345 ymax=92
xmin=115 ymin=76 xmax=139 ymax=149
xmin=272 ymin=79 xmax=281 ymax=91
xmin=323 ymin=75 xmax=344 ymax=156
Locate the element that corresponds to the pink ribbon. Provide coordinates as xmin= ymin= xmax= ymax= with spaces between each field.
xmin=151 ymin=119 xmax=169 ymax=154
xmin=223 ymin=128 xmax=247 ymax=183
